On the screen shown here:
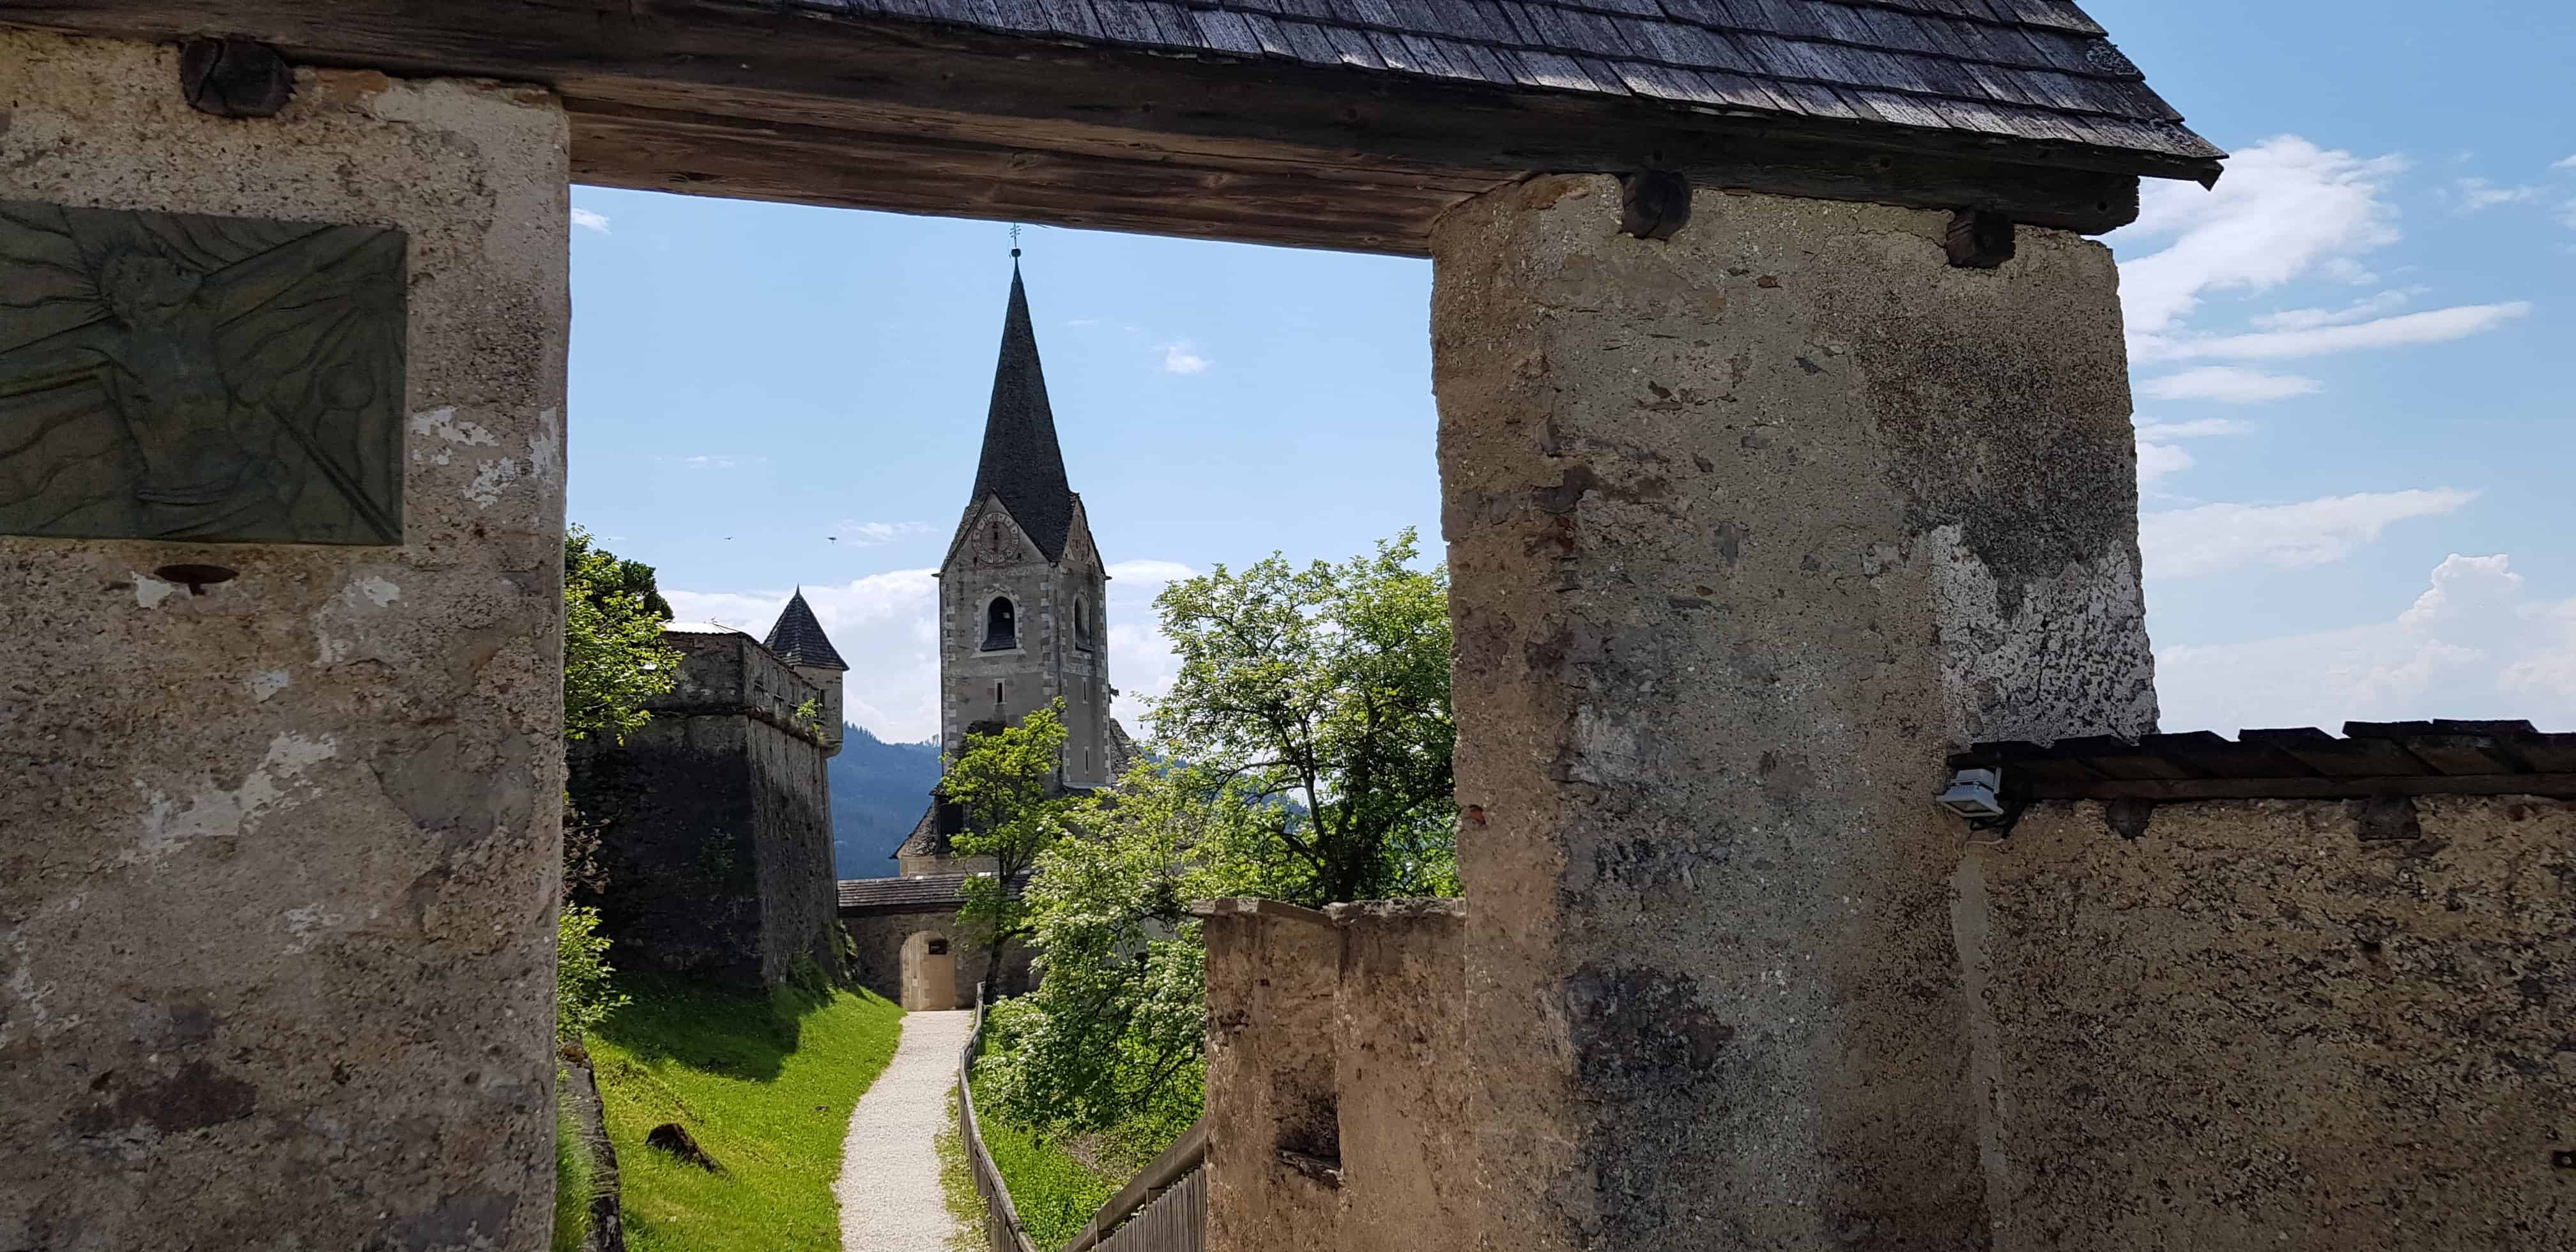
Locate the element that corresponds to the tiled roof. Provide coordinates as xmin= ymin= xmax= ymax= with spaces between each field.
xmin=765 ymin=589 xmax=849 ymax=670
xmin=972 ymin=264 xmax=1078 ymax=564
xmin=838 ymin=871 xmax=1032 ymax=912
xmin=801 ymin=0 xmax=2221 ymax=176
xmin=1956 ymin=721 xmax=2576 ymax=801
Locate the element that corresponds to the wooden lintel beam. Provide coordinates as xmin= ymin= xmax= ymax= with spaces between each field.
xmin=569 ymin=102 xmax=1464 ymax=256
xmin=7 ymin=1 xmax=2148 ymax=247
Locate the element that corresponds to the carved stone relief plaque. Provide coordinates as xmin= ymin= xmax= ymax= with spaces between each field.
xmin=0 ymin=199 xmax=404 ymax=544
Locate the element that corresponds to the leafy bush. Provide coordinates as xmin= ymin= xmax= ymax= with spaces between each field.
xmin=557 ymin=905 xmax=629 ymax=1041
xmin=969 ymin=1074 xmax=1124 ymax=1249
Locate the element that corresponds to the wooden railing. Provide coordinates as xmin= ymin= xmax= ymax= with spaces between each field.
xmin=1061 ymin=1118 xmax=1206 ymax=1252
xmin=956 ymin=984 xmax=1208 ymax=1252
xmin=958 ymin=984 xmax=1041 ymax=1252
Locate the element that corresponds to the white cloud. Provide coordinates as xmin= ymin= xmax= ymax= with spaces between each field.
xmin=1066 ymin=319 xmax=1100 ymax=327
xmin=663 ymin=454 xmax=767 ymax=471
xmin=2136 ymin=367 xmax=2320 ymax=404
xmin=2450 ymin=178 xmax=2540 ymax=211
xmin=2115 ymin=137 xmax=2405 ymax=337
xmin=1107 ymin=560 xmax=1198 ymax=583
xmin=2136 ymin=302 xmax=2533 ymax=363
xmin=1158 ymin=342 xmax=1210 ymax=374
xmin=2135 ymin=440 xmax=2195 ymax=489
xmin=2141 ymin=488 xmax=2476 ymax=578
xmin=2135 ymin=417 xmax=2255 ymax=441
xmin=571 ymin=208 xmax=611 ymax=234
xmin=1106 ymin=622 xmax=1182 ymax=730
xmin=2155 ymin=554 xmax=2576 ymax=733
xmin=2246 ymin=289 xmax=2415 ymax=332
xmin=832 ymin=521 xmax=930 ymax=546
xmin=2554 ymin=155 xmax=2576 ymax=171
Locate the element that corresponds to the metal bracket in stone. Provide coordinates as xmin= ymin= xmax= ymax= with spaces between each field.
xmin=1618 ymin=171 xmax=1692 ymax=241
xmin=180 ymin=38 xmax=295 ymax=118
xmin=1945 ymin=209 xmax=2017 ymax=268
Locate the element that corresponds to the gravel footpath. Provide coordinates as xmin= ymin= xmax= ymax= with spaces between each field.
xmin=838 ymin=1009 xmax=976 ymax=1252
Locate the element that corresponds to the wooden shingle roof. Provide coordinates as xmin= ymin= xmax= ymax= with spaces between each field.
xmin=799 ymin=0 xmax=2221 ymax=178
xmin=1956 ymin=721 xmax=2576 ymax=802
xmin=27 ymin=1 xmax=2220 ymax=246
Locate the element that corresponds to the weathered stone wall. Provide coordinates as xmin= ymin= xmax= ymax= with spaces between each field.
xmin=0 ymin=30 xmax=567 ymax=1252
xmin=1200 ymin=899 xmax=1472 ymax=1252
xmin=1433 ymin=177 xmax=2152 ymax=1250
xmin=1965 ymin=795 xmax=2576 ymax=1251
xmin=1329 ymin=901 xmax=1475 ymax=1252
xmin=567 ymin=630 xmax=839 ymax=988
xmin=839 ymin=908 xmax=1034 ymax=1007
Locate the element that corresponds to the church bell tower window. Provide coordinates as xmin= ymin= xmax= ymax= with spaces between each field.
xmin=982 ymin=596 xmax=1017 ymax=651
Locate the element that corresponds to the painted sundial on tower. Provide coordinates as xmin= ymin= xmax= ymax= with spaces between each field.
xmin=0 ymin=199 xmax=406 ymax=544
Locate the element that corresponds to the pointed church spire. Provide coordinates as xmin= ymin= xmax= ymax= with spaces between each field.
xmin=970 ymin=261 xmax=1077 ymax=563
xmin=765 ymin=588 xmax=847 ymax=670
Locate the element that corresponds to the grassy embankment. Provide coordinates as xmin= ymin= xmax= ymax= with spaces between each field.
xmin=588 ymin=973 xmax=903 ymax=1251
xmin=553 ymin=1103 xmax=595 ymax=1252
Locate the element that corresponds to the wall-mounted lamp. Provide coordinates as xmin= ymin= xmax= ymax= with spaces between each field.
xmin=1938 ymin=767 xmax=2025 ymax=837
xmin=1936 ymin=768 xmax=2004 ymax=818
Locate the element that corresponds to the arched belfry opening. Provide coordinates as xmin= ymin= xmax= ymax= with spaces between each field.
xmin=981 ymin=595 xmax=1016 ymax=650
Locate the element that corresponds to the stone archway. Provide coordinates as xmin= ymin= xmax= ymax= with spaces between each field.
xmin=899 ymin=929 xmax=960 ymax=1011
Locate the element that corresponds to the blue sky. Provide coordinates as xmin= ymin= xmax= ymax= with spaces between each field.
xmin=567 ymin=0 xmax=2575 ymax=742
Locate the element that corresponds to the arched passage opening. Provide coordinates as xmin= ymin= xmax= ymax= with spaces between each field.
xmin=900 ymin=929 xmax=961 ymax=1011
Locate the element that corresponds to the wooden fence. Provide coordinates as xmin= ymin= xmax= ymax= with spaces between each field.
xmin=957 ymin=985 xmax=1208 ymax=1252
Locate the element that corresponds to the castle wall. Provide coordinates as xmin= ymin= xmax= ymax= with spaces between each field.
xmin=567 ymin=630 xmax=839 ymax=988
xmin=1967 ymin=794 xmax=2576 ymax=1251
xmin=1199 ymin=793 xmax=2575 ymax=1252
xmin=0 ymin=31 xmax=567 ymax=1251
xmin=1199 ymin=899 xmax=1473 ymax=1252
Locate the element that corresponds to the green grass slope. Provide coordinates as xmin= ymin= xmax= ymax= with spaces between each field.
xmin=590 ymin=975 xmax=903 ymax=1251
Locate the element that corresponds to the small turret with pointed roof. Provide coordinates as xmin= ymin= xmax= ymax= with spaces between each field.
xmin=765 ymin=588 xmax=847 ymax=671
xmin=765 ymin=588 xmax=847 ymax=758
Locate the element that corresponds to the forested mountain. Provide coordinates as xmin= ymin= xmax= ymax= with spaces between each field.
xmin=827 ymin=726 xmax=940 ymax=878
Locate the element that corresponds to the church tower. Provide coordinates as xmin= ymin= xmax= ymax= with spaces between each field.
xmin=933 ymin=262 xmax=1116 ymax=790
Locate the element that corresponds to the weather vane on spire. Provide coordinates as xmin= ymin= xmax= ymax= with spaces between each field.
xmin=1009 ymin=222 xmax=1022 ymax=259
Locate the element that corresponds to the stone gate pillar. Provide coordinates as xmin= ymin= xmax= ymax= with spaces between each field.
xmin=0 ymin=30 xmax=567 ymax=1251
xmin=1432 ymin=178 xmax=2154 ymax=1251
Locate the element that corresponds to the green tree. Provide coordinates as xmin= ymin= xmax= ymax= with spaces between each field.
xmin=557 ymin=528 xmax=670 ymax=1026
xmin=977 ymin=763 xmax=1269 ymax=1134
xmin=1150 ymin=529 xmax=1457 ymax=905
xmin=562 ymin=526 xmax=679 ymax=745
xmin=948 ymin=701 xmax=1078 ymax=991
